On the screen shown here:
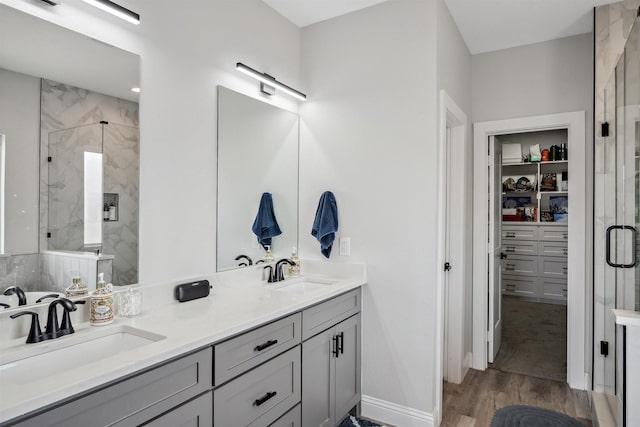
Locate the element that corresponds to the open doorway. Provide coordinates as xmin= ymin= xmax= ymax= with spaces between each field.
xmin=472 ymin=112 xmax=587 ymax=391
xmin=490 ymin=129 xmax=569 ymax=382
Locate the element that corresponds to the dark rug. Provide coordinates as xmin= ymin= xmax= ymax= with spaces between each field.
xmin=491 ymin=405 xmax=584 ymax=426
xmin=337 ymin=416 xmax=386 ymax=427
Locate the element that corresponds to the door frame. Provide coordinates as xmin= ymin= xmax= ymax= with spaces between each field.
xmin=472 ymin=111 xmax=587 ymax=390
xmin=435 ymin=90 xmax=468 ymax=426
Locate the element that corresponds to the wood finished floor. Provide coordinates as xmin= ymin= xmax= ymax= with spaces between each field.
xmin=442 ymin=368 xmax=592 ymax=427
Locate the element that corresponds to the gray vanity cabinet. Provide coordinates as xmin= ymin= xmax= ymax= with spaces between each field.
xmin=11 ymin=347 xmax=213 ymax=427
xmin=302 ymin=313 xmax=361 ymax=427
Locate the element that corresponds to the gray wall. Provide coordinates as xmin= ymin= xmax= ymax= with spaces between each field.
xmin=0 ymin=68 xmax=40 ymax=256
xmin=301 ymin=0 xmax=469 ymax=416
xmin=472 ymin=33 xmax=593 ymax=124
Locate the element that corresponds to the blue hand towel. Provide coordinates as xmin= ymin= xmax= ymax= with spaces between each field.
xmin=252 ymin=192 xmax=282 ymax=249
xmin=311 ymin=191 xmax=339 ymax=258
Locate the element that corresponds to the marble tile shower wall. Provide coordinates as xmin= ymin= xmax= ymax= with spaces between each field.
xmin=0 ymin=254 xmax=40 ymax=292
xmin=103 ymin=123 xmax=139 ymax=286
xmin=40 ymin=79 xmax=139 ymax=286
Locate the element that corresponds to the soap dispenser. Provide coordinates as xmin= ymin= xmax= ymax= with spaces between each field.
xmin=65 ymin=274 xmax=88 ymax=297
xmin=263 ymin=245 xmax=275 ymax=263
xmin=90 ymin=273 xmax=114 ymax=326
xmin=288 ymin=247 xmax=300 ymax=277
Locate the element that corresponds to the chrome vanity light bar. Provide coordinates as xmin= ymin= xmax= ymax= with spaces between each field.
xmin=236 ymin=62 xmax=307 ymax=101
xmin=82 ymin=0 xmax=140 ymax=25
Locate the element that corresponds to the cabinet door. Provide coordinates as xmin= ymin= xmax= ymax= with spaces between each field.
xmin=334 ymin=314 xmax=361 ymax=423
xmin=143 ymin=391 xmax=212 ymax=427
xmin=302 ymin=327 xmax=336 ymax=427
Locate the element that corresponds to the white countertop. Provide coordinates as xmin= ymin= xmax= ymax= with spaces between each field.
xmin=613 ymin=309 xmax=640 ymax=327
xmin=0 ymin=261 xmax=365 ymax=423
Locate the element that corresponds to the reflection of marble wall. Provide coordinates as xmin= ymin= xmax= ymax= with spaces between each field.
xmin=0 ymin=254 xmax=40 ymax=292
xmin=40 ymin=79 xmax=139 ymax=286
xmin=103 ymin=123 xmax=139 ymax=285
xmin=39 ymin=251 xmax=112 ymax=292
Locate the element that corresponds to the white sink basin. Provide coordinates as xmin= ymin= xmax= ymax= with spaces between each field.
xmin=273 ymin=278 xmax=337 ymax=294
xmin=0 ymin=326 xmax=165 ymax=384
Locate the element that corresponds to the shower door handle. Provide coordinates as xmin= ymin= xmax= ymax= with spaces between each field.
xmin=606 ymin=225 xmax=638 ymax=268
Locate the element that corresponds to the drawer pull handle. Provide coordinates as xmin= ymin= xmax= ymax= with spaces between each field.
xmin=562 ymin=233 xmax=568 ymax=239
xmin=254 ymin=339 xmax=278 ymax=352
xmin=506 ymin=232 xmax=516 ymax=238
xmin=506 ymin=247 xmax=515 ymax=253
xmin=254 ymin=391 xmax=277 ymax=407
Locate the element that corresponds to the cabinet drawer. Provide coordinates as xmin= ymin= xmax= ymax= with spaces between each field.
xmin=502 ymin=241 xmax=537 ymax=256
xmin=215 ymin=313 xmax=301 ymax=385
xmin=214 ymin=346 xmax=301 ymax=427
xmin=502 ymin=275 xmax=537 ymax=297
xmin=143 ymin=391 xmax=213 ymax=427
xmin=14 ymin=347 xmax=213 ymax=427
xmin=540 ymin=279 xmax=568 ymax=301
xmin=538 ymin=241 xmax=568 ymax=257
xmin=502 ymin=255 xmax=537 ymax=276
xmin=539 ymin=256 xmax=568 ymax=279
xmin=269 ymin=404 xmax=301 ymax=427
xmin=502 ymin=226 xmax=537 ymax=241
xmin=302 ymin=289 xmax=361 ymax=340
xmin=539 ymin=226 xmax=568 ymax=242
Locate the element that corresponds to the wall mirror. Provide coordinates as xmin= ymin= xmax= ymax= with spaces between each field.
xmin=0 ymin=4 xmax=140 ymax=308
xmin=217 ymin=87 xmax=299 ymax=271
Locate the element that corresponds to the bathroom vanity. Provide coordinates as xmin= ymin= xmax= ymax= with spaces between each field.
xmin=0 ymin=262 xmax=364 ymax=427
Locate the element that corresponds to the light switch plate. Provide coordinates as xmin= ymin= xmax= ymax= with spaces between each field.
xmin=339 ymin=237 xmax=351 ymax=256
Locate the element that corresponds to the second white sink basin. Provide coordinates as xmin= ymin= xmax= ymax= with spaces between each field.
xmin=0 ymin=326 xmax=166 ymax=384
xmin=273 ymin=278 xmax=337 ymax=294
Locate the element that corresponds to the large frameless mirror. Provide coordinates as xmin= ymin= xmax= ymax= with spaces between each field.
xmin=216 ymin=87 xmax=299 ymax=271
xmin=0 ymin=4 xmax=140 ymax=309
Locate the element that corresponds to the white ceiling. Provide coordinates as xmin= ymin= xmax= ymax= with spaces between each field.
xmin=263 ymin=0 xmax=619 ymax=54
xmin=0 ymin=4 xmax=139 ymax=102
xmin=262 ymin=0 xmax=389 ymax=27
xmin=444 ymin=0 xmax=616 ymax=54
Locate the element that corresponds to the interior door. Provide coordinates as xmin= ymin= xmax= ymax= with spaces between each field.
xmin=488 ymin=136 xmax=503 ymax=363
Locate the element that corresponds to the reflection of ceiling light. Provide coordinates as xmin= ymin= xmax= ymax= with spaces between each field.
xmin=82 ymin=0 xmax=140 ymax=25
xmin=236 ymin=62 xmax=307 ymax=101
xmin=131 ymin=87 xmax=141 ymax=93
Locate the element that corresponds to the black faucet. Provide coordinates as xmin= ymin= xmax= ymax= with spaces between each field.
xmin=10 ymin=298 xmax=79 ymax=344
xmin=235 ymin=254 xmax=253 ymax=267
xmin=9 ymin=311 xmax=46 ymax=343
xmin=275 ymin=259 xmax=296 ymax=282
xmin=3 ymin=286 xmax=27 ymax=306
xmin=45 ymin=298 xmax=78 ymax=339
xmin=263 ymin=265 xmax=276 ymax=283
xmin=35 ymin=293 xmax=61 ymax=304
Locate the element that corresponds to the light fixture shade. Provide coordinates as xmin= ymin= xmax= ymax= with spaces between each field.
xmin=82 ymin=0 xmax=140 ymax=25
xmin=236 ymin=62 xmax=307 ymax=101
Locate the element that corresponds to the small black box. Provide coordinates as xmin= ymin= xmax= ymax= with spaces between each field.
xmin=174 ymin=280 xmax=211 ymax=302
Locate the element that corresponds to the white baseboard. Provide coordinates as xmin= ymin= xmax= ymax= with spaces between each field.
xmin=361 ymin=395 xmax=435 ymax=427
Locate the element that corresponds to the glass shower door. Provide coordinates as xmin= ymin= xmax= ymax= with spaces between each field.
xmin=595 ymin=13 xmax=640 ymax=402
